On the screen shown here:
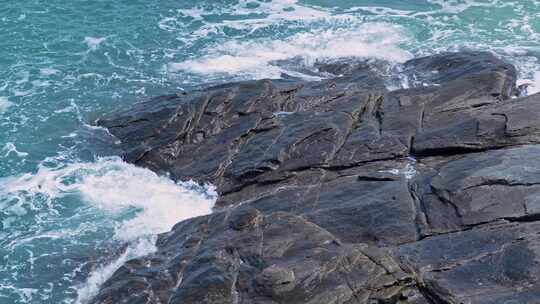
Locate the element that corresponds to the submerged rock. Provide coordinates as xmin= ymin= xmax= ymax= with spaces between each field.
xmin=92 ymin=51 xmax=540 ymax=303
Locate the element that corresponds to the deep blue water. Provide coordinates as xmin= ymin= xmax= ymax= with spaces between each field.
xmin=1 ymin=1 xmax=540 ymax=303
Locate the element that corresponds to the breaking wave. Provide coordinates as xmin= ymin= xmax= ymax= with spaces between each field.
xmin=0 ymin=156 xmax=216 ymax=303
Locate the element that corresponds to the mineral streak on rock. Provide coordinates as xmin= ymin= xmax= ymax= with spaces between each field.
xmin=93 ymin=52 xmax=540 ymax=303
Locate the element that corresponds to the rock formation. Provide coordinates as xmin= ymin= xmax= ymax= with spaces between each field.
xmin=92 ymin=51 xmax=540 ymax=303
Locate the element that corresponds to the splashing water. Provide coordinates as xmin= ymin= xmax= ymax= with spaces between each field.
xmin=2 ymin=0 xmax=540 ymax=303
xmin=74 ymin=237 xmax=157 ymax=304
xmin=0 ymin=156 xmax=216 ymax=303
xmin=1 ymin=157 xmax=216 ymax=240
xmin=169 ymin=23 xmax=413 ymax=79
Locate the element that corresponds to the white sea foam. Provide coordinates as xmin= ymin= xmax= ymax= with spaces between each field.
xmin=39 ymin=68 xmax=60 ymax=76
xmin=14 ymin=90 xmax=30 ymax=97
xmin=348 ymin=6 xmax=413 ymax=16
xmin=2 ymin=142 xmax=28 ymax=158
xmin=31 ymin=80 xmax=50 ymax=88
xmin=169 ymin=23 xmax=412 ymax=79
xmin=171 ymin=0 xmax=336 ymax=35
xmin=75 ymin=237 xmax=157 ymax=304
xmin=0 ymin=96 xmax=13 ymax=113
xmin=0 ymin=285 xmax=38 ymax=302
xmin=1 ymin=157 xmax=216 ymax=240
xmin=164 ymin=0 xmax=414 ymax=81
xmin=517 ymin=71 xmax=540 ymax=95
xmin=0 ymin=156 xmax=216 ymax=302
xmin=502 ymin=46 xmax=529 ymax=56
xmin=424 ymin=0 xmax=504 ymax=15
xmin=84 ymin=37 xmax=107 ymax=50
xmin=158 ymin=17 xmax=180 ymax=31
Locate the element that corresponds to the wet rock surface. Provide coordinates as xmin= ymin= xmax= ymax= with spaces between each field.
xmin=93 ymin=51 xmax=540 ymax=303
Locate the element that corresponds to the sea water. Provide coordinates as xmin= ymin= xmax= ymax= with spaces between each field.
xmin=1 ymin=1 xmax=539 ymax=303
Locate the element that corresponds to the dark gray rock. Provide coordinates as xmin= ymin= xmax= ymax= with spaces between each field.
xmin=92 ymin=210 xmax=419 ymax=304
xmin=91 ymin=51 xmax=540 ymax=303
xmin=398 ymin=221 xmax=540 ymax=304
xmin=411 ymin=90 xmax=540 ymax=155
xmin=403 ymin=51 xmax=517 ymax=98
xmin=412 ymin=145 xmax=540 ymax=236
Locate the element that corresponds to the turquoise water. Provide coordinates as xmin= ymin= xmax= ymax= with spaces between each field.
xmin=1 ymin=1 xmax=540 ymax=303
